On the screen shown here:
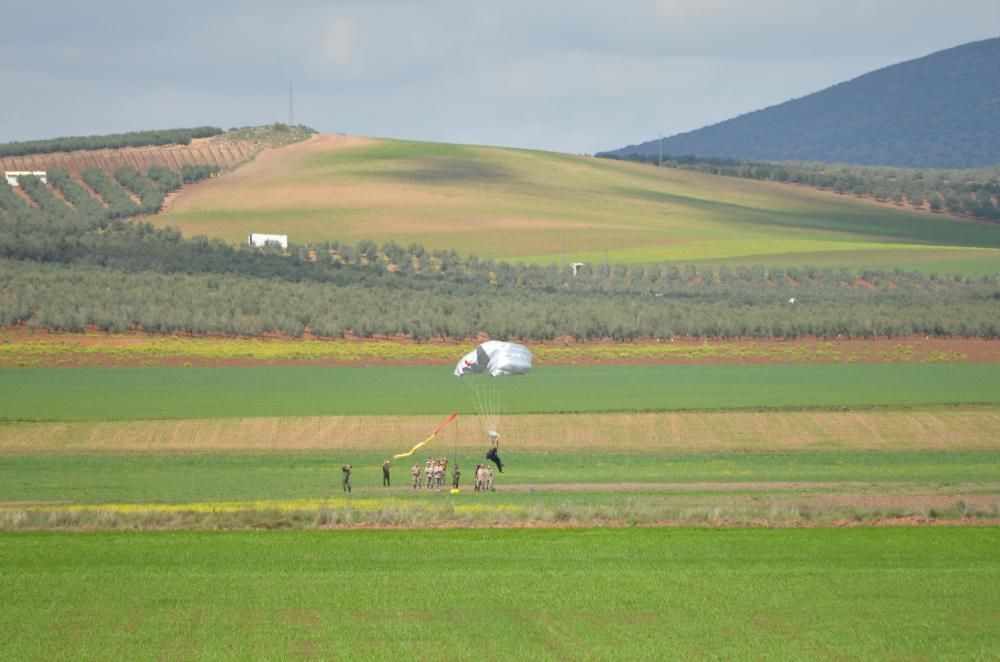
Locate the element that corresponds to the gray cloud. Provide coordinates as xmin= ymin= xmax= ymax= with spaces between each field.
xmin=0 ymin=1 xmax=997 ymax=152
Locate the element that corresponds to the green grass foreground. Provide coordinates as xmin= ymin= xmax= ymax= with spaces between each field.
xmin=3 ymin=363 xmax=1000 ymax=421
xmin=1 ymin=528 xmax=997 ymax=659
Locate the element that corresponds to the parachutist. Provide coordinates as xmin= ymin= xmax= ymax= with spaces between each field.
xmin=485 ymin=446 xmax=503 ymax=473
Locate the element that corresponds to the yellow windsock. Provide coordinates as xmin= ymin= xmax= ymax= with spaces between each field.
xmin=393 ymin=412 xmax=459 ymax=459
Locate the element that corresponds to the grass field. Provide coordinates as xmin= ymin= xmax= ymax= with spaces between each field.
xmin=2 ymin=364 xmax=999 ymax=421
xmin=2 ymin=451 xmax=998 ymax=503
xmin=2 ymin=528 xmax=998 ymax=659
xmin=155 ymin=135 xmax=1000 ymax=273
xmin=2 ymin=340 xmax=997 ymax=654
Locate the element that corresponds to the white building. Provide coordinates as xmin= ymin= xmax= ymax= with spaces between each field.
xmin=4 ymin=171 xmax=47 ymax=186
xmin=248 ymin=233 xmax=288 ymax=249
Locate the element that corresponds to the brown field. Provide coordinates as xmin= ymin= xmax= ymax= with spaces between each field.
xmin=3 ymin=407 xmax=997 ymax=455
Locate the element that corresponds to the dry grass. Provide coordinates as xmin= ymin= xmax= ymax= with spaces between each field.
xmin=2 ymin=408 xmax=998 ymax=455
xmin=3 ymin=493 xmax=997 ymax=531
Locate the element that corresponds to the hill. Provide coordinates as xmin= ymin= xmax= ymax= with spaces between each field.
xmin=605 ymin=37 xmax=1000 ymax=169
xmin=155 ymin=134 xmax=1000 ymax=273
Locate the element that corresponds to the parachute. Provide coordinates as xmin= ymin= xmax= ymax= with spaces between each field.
xmin=453 ymin=341 xmax=532 ymax=445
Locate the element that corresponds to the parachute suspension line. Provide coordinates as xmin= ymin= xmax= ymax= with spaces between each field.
xmin=465 ymin=375 xmax=500 ymax=439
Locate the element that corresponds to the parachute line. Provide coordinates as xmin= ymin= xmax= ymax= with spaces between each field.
xmin=454 ymin=341 xmax=531 ymax=440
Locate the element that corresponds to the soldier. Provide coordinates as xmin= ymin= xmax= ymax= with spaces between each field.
xmin=411 ymin=463 xmax=421 ymax=490
xmin=433 ymin=460 xmax=444 ymax=490
xmin=382 ymin=459 xmax=391 ymax=487
xmin=452 ymin=463 xmax=461 ymax=489
xmin=486 ymin=466 xmax=494 ymax=491
xmin=341 ymin=464 xmax=352 ymax=493
xmin=474 ymin=464 xmax=483 ymax=492
xmin=425 ymin=457 xmax=434 ymax=490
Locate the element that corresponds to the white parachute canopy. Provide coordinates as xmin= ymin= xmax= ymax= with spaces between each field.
xmin=453 ymin=340 xmax=533 ymax=378
xmin=453 ymin=341 xmax=532 ymax=438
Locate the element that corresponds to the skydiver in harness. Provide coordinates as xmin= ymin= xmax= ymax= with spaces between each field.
xmin=485 ymin=430 xmax=503 ymax=473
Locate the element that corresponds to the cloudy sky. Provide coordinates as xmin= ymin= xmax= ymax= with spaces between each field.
xmin=1 ymin=1 xmax=997 ymax=154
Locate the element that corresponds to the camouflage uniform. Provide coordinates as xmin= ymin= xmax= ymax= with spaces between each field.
xmin=411 ymin=464 xmax=421 ymax=489
xmin=452 ymin=464 xmax=461 ymax=489
xmin=425 ymin=458 xmax=434 ymax=489
xmin=342 ymin=464 xmax=352 ymax=493
xmin=382 ymin=460 xmax=391 ymax=487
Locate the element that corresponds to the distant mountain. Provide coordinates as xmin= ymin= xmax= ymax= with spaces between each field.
xmin=604 ymin=37 xmax=1000 ymax=169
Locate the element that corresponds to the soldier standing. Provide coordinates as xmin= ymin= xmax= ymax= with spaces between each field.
xmin=382 ymin=459 xmax=391 ymax=487
xmin=452 ymin=463 xmax=461 ymax=489
xmin=342 ymin=464 xmax=352 ymax=493
xmin=411 ymin=463 xmax=421 ymax=490
xmin=425 ymin=457 xmax=434 ymax=490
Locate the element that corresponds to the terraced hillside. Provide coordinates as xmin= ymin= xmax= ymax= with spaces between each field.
xmin=157 ymin=135 xmax=1000 ymax=273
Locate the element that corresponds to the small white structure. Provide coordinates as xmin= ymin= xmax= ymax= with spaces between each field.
xmin=570 ymin=262 xmax=586 ymax=276
xmin=5 ymin=171 xmax=47 ymax=186
xmin=248 ymin=233 xmax=288 ymax=249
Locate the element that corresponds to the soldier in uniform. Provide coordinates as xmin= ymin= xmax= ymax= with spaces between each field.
xmin=438 ymin=458 xmax=448 ymax=488
xmin=486 ymin=466 xmax=494 ymax=491
xmin=341 ymin=464 xmax=352 ymax=493
xmin=411 ymin=463 xmax=421 ymax=490
xmin=474 ymin=464 xmax=483 ymax=492
xmin=452 ymin=463 xmax=461 ymax=489
xmin=433 ymin=460 xmax=444 ymax=490
xmin=382 ymin=459 xmax=391 ymax=487
xmin=425 ymin=457 xmax=434 ymax=490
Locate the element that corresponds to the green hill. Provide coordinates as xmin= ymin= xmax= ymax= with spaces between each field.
xmin=607 ymin=37 xmax=1000 ymax=169
xmin=157 ymin=135 xmax=1000 ymax=273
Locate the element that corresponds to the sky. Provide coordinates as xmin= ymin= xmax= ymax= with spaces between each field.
xmin=1 ymin=1 xmax=998 ymax=154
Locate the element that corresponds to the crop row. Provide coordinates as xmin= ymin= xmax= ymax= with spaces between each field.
xmin=0 ymin=331 xmax=972 ymax=368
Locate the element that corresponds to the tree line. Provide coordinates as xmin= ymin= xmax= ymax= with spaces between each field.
xmin=0 ymin=127 xmax=223 ymax=158
xmin=1 ymin=258 xmax=997 ymax=340
xmin=600 ymin=153 xmax=1000 ymax=223
xmin=1 ymin=191 xmax=997 ymax=340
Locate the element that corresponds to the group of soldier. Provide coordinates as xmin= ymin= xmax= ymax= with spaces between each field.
xmin=341 ymin=456 xmax=498 ymax=493
xmin=410 ymin=457 xmax=461 ymax=490
xmin=473 ymin=464 xmax=495 ymax=492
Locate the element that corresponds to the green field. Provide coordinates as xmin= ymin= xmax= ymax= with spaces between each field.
xmin=156 ymin=137 xmax=1000 ymax=273
xmin=2 ymin=451 xmax=998 ymax=505
xmin=2 ymin=528 xmax=997 ymax=659
xmin=3 ymin=364 xmax=999 ymax=421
